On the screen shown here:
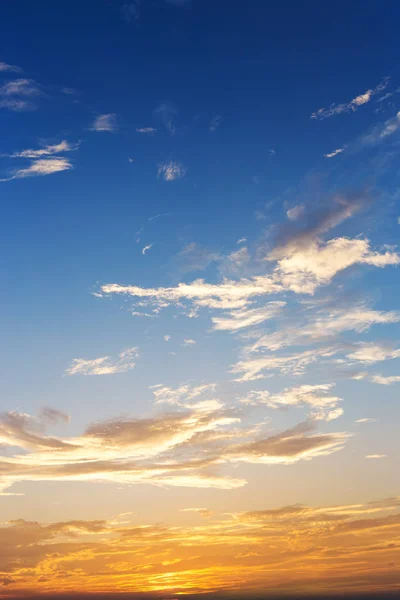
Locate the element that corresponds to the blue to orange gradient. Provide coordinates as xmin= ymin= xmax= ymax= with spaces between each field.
xmin=0 ymin=1 xmax=400 ymax=597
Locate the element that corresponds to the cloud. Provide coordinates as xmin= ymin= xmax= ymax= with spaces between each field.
xmin=361 ymin=111 xmax=400 ymax=145
xmin=209 ymin=115 xmax=222 ymax=132
xmin=370 ymin=374 xmax=400 ymax=385
xmin=136 ymin=127 xmax=157 ymax=134
xmin=90 ymin=113 xmax=118 ymax=132
xmin=242 ymin=383 xmax=343 ymax=421
xmin=1 ymin=495 xmax=400 ymax=596
xmin=154 ymin=102 xmax=179 ymax=135
xmin=346 ymin=343 xmax=400 ymax=364
xmin=163 ymin=334 xmax=171 ymax=341
xmin=158 ymin=160 xmax=186 ymax=181
xmin=366 ymin=454 xmax=387 ymax=459
xmin=39 ymin=407 xmax=71 ymax=425
xmin=181 ymin=507 xmax=213 ymax=518
xmin=211 ymin=301 xmax=285 ymax=332
xmin=174 ymin=242 xmax=220 ymax=274
xmin=0 ymin=61 xmax=22 ymax=73
xmin=7 ymin=140 xmax=79 ymax=158
xmin=356 ymin=418 xmax=377 ymax=423
xmin=0 ymin=78 xmax=43 ymax=111
xmin=184 ymin=338 xmax=196 ymax=346
xmin=237 ymin=237 xmax=247 ymax=244
xmin=231 ymin=347 xmax=338 ymax=382
xmin=251 ymin=305 xmax=400 ymax=353
xmin=324 ymin=148 xmax=345 ymax=158
xmin=65 ymin=347 xmax=139 ymax=376
xmin=286 ymin=204 xmax=304 ymax=221
xmin=311 ymin=78 xmax=389 ymax=119
xmin=142 ymin=243 xmax=153 ymax=255
xmin=268 ymin=148 xmax=276 ymax=156
xmin=1 ymin=158 xmax=73 ymax=182
xmin=228 ymin=421 xmax=349 ymax=465
xmin=121 ymin=1 xmax=140 ymax=22
xmin=269 ymin=192 xmax=368 ymax=260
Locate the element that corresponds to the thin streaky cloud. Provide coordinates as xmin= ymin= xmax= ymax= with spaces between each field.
xmin=0 ymin=61 xmax=23 ymax=73
xmin=311 ymin=77 xmax=390 ymax=120
xmin=324 ymin=148 xmax=345 ymax=158
xmin=1 ymin=158 xmax=73 ymax=182
xmin=365 ymin=454 xmax=387 ymax=459
xmin=136 ymin=127 xmax=157 ymax=134
xmin=6 ymin=140 xmax=80 ymax=158
xmin=356 ymin=418 xmax=377 ymax=423
xmin=90 ymin=113 xmax=118 ymax=132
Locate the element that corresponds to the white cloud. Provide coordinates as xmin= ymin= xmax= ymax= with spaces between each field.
xmin=355 ymin=418 xmax=377 ymax=423
xmin=0 ymin=78 xmax=42 ymax=111
xmin=136 ymin=127 xmax=157 ymax=134
xmin=142 ymin=243 xmax=153 ymax=255
xmin=184 ymin=338 xmax=196 ymax=346
xmin=370 ymin=374 xmax=400 ymax=385
xmin=1 ymin=158 xmax=73 ymax=182
xmin=361 ymin=111 xmax=400 ymax=145
xmin=7 ymin=140 xmax=79 ymax=158
xmin=211 ymin=301 xmax=285 ymax=332
xmin=231 ymin=347 xmax=338 ymax=382
xmin=237 ymin=237 xmax=247 ymax=244
xmin=286 ymin=205 xmax=305 ymax=221
xmin=311 ymin=78 xmax=389 ymax=119
xmin=271 ymin=237 xmax=400 ymax=295
xmin=268 ymin=149 xmax=276 ymax=156
xmin=324 ymin=148 xmax=345 ymax=158
xmin=66 ymin=347 xmax=139 ymax=376
xmin=164 ymin=335 xmax=171 ymax=342
xmin=0 ymin=61 xmax=22 ymax=73
xmin=90 ymin=113 xmax=118 ymax=132
xmin=158 ymin=160 xmax=186 ymax=181
xmin=346 ymin=343 xmax=400 ymax=364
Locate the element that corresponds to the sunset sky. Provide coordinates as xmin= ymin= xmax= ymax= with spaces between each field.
xmin=1 ymin=1 xmax=400 ymax=597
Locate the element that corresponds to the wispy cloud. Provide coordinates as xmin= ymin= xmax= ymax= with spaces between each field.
xmin=0 ymin=61 xmax=23 ymax=73
xmin=346 ymin=343 xmax=400 ymax=364
xmin=66 ymin=347 xmax=139 ymax=376
xmin=241 ymin=383 xmax=343 ymax=422
xmin=311 ymin=78 xmax=390 ymax=119
xmin=154 ymin=102 xmax=179 ymax=135
xmin=6 ymin=140 xmax=79 ymax=159
xmin=121 ymin=1 xmax=140 ymax=22
xmin=136 ymin=127 xmax=157 ymax=134
xmin=0 ymin=78 xmax=43 ymax=111
xmin=324 ymin=147 xmax=345 ymax=158
xmin=142 ymin=243 xmax=153 ymax=255
xmin=90 ymin=113 xmax=118 ymax=132
xmin=158 ymin=160 xmax=186 ymax=181
xmin=209 ymin=115 xmax=222 ymax=132
xmin=181 ymin=507 xmax=212 ymax=517
xmin=1 ymin=158 xmax=73 ymax=182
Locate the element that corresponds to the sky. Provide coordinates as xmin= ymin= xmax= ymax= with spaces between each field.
xmin=1 ymin=0 xmax=400 ymax=597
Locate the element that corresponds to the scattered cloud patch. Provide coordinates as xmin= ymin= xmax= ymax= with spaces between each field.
xmin=286 ymin=204 xmax=305 ymax=221
xmin=66 ymin=347 xmax=139 ymax=376
xmin=136 ymin=127 xmax=157 ymax=134
xmin=0 ymin=78 xmax=43 ymax=111
xmin=1 ymin=158 xmax=73 ymax=182
xmin=158 ymin=160 xmax=186 ymax=181
xmin=90 ymin=113 xmax=118 ymax=132
xmin=7 ymin=140 xmax=79 ymax=158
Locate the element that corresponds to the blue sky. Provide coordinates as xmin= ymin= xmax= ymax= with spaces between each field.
xmin=1 ymin=3 xmax=400 ymax=595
